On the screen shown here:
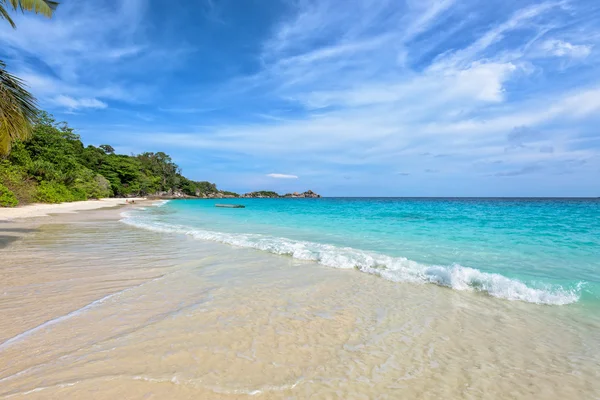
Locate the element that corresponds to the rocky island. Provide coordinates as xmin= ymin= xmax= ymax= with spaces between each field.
xmin=149 ymin=189 xmax=321 ymax=200
xmin=241 ymin=190 xmax=321 ymax=198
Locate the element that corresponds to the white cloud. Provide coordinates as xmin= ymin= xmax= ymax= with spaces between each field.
xmin=267 ymin=173 xmax=299 ymax=179
xmin=541 ymin=40 xmax=592 ymax=58
xmin=430 ymin=1 xmax=562 ymax=70
xmin=450 ymin=62 xmax=517 ymax=102
xmin=124 ymin=0 xmax=600 ymax=184
xmin=0 ymin=0 xmax=185 ymax=109
xmin=403 ymin=0 xmax=457 ymax=41
xmin=53 ymin=95 xmax=108 ymax=110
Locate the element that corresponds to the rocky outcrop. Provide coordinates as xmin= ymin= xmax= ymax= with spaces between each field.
xmin=197 ymin=191 xmax=239 ymax=199
xmin=242 ymin=190 xmax=321 ymax=198
xmin=241 ymin=191 xmax=280 ymax=198
xmin=149 ymin=189 xmax=188 ymax=199
xmin=283 ymin=190 xmax=321 ymax=198
xmin=149 ymin=190 xmax=238 ymax=199
xmin=148 ymin=189 xmax=321 ymax=200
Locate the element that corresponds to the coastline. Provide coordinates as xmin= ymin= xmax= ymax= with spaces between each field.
xmin=0 ymin=198 xmax=147 ymax=221
xmin=1 ymin=202 xmax=599 ymax=398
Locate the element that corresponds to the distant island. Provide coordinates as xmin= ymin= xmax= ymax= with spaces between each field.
xmin=241 ymin=190 xmax=320 ymax=198
xmin=151 ymin=189 xmax=321 ymax=199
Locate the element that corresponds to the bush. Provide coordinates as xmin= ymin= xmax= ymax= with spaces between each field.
xmin=93 ymin=174 xmax=112 ymax=198
xmin=0 ymin=160 xmax=37 ymax=204
xmin=0 ymin=183 xmax=18 ymax=207
xmin=34 ymin=181 xmax=76 ymax=203
xmin=69 ymin=170 xmax=112 ymax=200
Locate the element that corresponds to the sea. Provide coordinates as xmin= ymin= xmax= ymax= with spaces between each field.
xmin=123 ymin=197 xmax=600 ymax=307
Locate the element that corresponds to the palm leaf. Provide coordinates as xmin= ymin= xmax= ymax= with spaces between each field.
xmin=0 ymin=3 xmax=17 ymax=28
xmin=7 ymin=0 xmax=58 ymax=17
xmin=0 ymin=60 xmax=38 ymax=155
xmin=0 ymin=0 xmax=58 ymax=154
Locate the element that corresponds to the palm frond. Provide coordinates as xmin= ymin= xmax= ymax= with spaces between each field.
xmin=8 ymin=0 xmax=59 ymax=17
xmin=0 ymin=60 xmax=39 ymax=155
xmin=0 ymin=3 xmax=17 ymax=28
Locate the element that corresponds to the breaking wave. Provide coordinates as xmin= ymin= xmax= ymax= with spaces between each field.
xmin=120 ymin=212 xmax=581 ymax=306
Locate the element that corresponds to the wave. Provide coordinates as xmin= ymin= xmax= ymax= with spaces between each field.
xmin=152 ymin=200 xmax=171 ymax=207
xmin=120 ymin=213 xmax=581 ymax=306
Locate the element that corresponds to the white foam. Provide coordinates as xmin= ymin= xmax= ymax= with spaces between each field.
xmin=152 ymin=200 xmax=171 ymax=207
xmin=120 ymin=216 xmax=581 ymax=306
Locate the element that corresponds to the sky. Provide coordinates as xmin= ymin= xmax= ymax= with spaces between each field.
xmin=1 ymin=0 xmax=599 ymax=197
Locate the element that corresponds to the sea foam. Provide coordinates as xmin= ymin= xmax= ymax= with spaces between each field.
xmin=120 ymin=212 xmax=581 ymax=306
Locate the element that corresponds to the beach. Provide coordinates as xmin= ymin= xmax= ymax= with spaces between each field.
xmin=0 ymin=200 xmax=599 ymax=399
xmin=0 ymin=198 xmax=147 ymax=222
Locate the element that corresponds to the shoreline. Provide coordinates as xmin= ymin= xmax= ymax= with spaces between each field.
xmin=1 ymin=200 xmax=599 ymax=398
xmin=1 ymin=206 xmax=598 ymax=398
xmin=0 ymin=198 xmax=147 ymax=221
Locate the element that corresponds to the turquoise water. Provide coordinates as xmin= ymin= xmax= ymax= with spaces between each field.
xmin=122 ymin=198 xmax=600 ymax=306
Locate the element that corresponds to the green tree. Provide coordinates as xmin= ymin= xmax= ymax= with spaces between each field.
xmin=0 ymin=0 xmax=59 ymax=155
xmin=2 ymin=111 xmax=238 ymax=206
xmin=99 ymin=144 xmax=115 ymax=154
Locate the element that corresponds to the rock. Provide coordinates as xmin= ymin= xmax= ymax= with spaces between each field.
xmin=242 ymin=190 xmax=321 ymax=198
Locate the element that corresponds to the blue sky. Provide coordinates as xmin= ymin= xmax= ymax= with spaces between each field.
xmin=1 ymin=0 xmax=599 ymax=196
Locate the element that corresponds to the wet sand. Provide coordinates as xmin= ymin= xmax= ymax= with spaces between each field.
xmin=1 ymin=207 xmax=599 ymax=399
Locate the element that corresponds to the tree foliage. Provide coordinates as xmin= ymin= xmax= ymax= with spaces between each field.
xmin=0 ymin=112 xmax=231 ymax=206
xmin=0 ymin=181 xmax=17 ymax=206
xmin=244 ymin=191 xmax=280 ymax=198
xmin=0 ymin=61 xmax=38 ymax=155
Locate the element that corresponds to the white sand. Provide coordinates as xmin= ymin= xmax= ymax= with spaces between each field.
xmin=0 ymin=198 xmax=146 ymax=221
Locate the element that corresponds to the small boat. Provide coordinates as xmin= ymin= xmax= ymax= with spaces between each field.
xmin=215 ymin=204 xmax=245 ymax=208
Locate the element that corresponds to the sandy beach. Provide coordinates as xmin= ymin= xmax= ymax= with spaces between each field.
xmin=0 ymin=198 xmax=147 ymax=222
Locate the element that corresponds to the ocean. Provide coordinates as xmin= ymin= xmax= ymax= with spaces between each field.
xmin=122 ymin=197 xmax=600 ymax=307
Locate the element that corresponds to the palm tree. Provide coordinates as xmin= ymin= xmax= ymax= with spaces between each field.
xmin=1 ymin=0 xmax=58 ymax=28
xmin=0 ymin=61 xmax=38 ymax=154
xmin=0 ymin=0 xmax=59 ymax=155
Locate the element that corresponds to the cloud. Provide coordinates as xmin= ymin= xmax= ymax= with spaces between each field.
xmin=53 ymin=95 xmax=107 ymax=110
xmin=267 ymin=173 xmax=299 ymax=179
xmin=494 ymin=159 xmax=589 ymax=177
xmin=541 ymin=40 xmax=592 ymax=59
xmin=430 ymin=1 xmax=563 ymax=70
xmin=451 ymin=62 xmax=517 ymax=102
xmin=508 ymin=126 xmax=539 ymax=145
xmin=495 ymin=165 xmax=543 ymax=177
xmin=158 ymin=107 xmax=219 ymax=114
xmin=0 ymin=0 xmax=189 ymax=111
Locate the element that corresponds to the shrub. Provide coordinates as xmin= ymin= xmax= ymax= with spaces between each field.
xmin=0 ymin=183 xmax=18 ymax=207
xmin=0 ymin=160 xmax=37 ymax=204
xmin=34 ymin=181 xmax=76 ymax=203
xmin=69 ymin=170 xmax=112 ymax=200
xmin=93 ymin=174 xmax=112 ymax=198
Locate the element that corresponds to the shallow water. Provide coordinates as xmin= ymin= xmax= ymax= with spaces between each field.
xmin=1 ymin=208 xmax=599 ymax=399
xmin=122 ymin=198 xmax=600 ymax=306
